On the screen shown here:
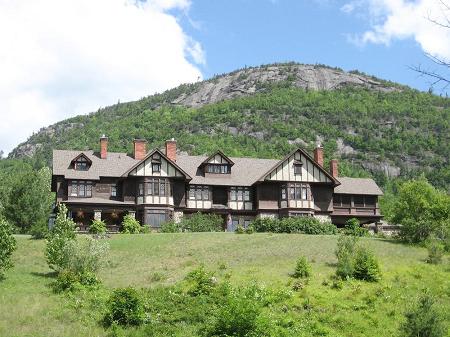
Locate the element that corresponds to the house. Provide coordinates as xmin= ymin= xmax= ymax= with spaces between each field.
xmin=51 ymin=136 xmax=383 ymax=231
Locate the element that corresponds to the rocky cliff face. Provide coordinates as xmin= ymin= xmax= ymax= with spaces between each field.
xmin=171 ymin=64 xmax=397 ymax=108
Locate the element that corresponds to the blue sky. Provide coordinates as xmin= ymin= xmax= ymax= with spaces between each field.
xmin=1 ymin=0 xmax=449 ymax=154
xmin=179 ymin=0 xmax=445 ymax=92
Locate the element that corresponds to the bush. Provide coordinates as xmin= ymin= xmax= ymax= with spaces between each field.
xmin=353 ymin=247 xmax=381 ymax=282
xmin=235 ymin=225 xmax=245 ymax=234
xmin=62 ymin=236 xmax=109 ymax=275
xmin=400 ymin=292 xmax=445 ymax=337
xmin=52 ymin=270 xmax=99 ymax=292
xmin=426 ymin=239 xmax=445 ymax=265
xmin=0 ymin=218 xmax=16 ymax=279
xmin=207 ymin=293 xmax=261 ymax=337
xmin=45 ymin=203 xmax=76 ymax=271
xmin=160 ymin=221 xmax=180 ymax=233
xmin=344 ymin=218 xmax=368 ymax=237
xmin=183 ymin=212 xmax=223 ymax=232
xmin=29 ymin=221 xmax=48 ymax=239
xmin=121 ymin=215 xmax=141 ymax=234
xmin=292 ymin=256 xmax=311 ymax=279
xmin=89 ymin=219 xmax=106 ymax=234
xmin=245 ymin=226 xmax=254 ymax=234
xmin=335 ymin=236 xmax=358 ymax=279
xmin=104 ymin=288 xmax=145 ymax=327
xmin=185 ymin=266 xmax=217 ymax=296
xmin=251 ymin=216 xmax=337 ymax=234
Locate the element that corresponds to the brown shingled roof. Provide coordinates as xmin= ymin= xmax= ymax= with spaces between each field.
xmin=334 ymin=177 xmax=383 ymax=195
xmin=52 ymin=150 xmax=139 ymax=180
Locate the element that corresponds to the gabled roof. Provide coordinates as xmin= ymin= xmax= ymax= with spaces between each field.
xmin=257 ymin=148 xmax=340 ymax=185
xmin=122 ymin=149 xmax=192 ymax=179
xmin=199 ymin=150 xmax=235 ymax=167
xmin=71 ymin=153 xmax=92 ymax=164
xmin=177 ymin=154 xmax=279 ymax=186
xmin=334 ymin=177 xmax=383 ymax=195
xmin=53 ymin=150 xmax=139 ymax=180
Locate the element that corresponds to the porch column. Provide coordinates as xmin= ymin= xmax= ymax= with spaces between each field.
xmin=128 ymin=211 xmax=136 ymax=219
xmin=94 ymin=210 xmax=102 ymax=220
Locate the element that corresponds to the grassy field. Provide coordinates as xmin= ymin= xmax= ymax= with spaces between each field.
xmin=0 ymin=233 xmax=449 ymax=337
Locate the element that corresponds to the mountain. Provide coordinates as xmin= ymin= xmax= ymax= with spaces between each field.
xmin=8 ymin=62 xmax=450 ymax=190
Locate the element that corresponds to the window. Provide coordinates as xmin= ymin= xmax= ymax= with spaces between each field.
xmin=244 ymin=219 xmax=252 ymax=228
xmin=138 ymin=183 xmax=144 ymax=196
xmin=74 ymin=156 xmax=90 ymax=171
xmin=206 ymin=164 xmax=230 ymax=174
xmin=365 ymin=196 xmax=376 ymax=207
xmin=152 ymin=163 xmax=161 ymax=173
xmin=70 ymin=181 xmax=92 ymax=197
xmin=293 ymin=162 xmax=302 ymax=175
xmin=188 ymin=185 xmax=210 ymax=200
xmin=230 ymin=187 xmax=251 ymax=201
xmin=333 ymin=194 xmax=351 ymax=207
xmin=284 ymin=183 xmax=308 ymax=200
xmin=354 ymin=195 xmax=364 ymax=207
xmin=111 ymin=185 xmax=117 ymax=197
xmin=145 ymin=178 xmax=169 ymax=196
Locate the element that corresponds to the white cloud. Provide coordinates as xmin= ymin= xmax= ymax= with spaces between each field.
xmin=0 ymin=0 xmax=204 ymax=155
xmin=343 ymin=0 xmax=450 ymax=61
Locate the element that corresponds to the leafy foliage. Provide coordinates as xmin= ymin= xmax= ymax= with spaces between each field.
xmin=344 ymin=218 xmax=369 ymax=237
xmin=251 ymin=216 xmax=337 ymax=234
xmin=400 ymin=292 xmax=446 ymax=337
xmin=45 ymin=203 xmax=76 ymax=271
xmin=0 ymin=217 xmax=16 ymax=279
xmin=390 ymin=176 xmax=450 ymax=243
xmin=104 ymin=288 xmax=145 ymax=327
xmin=425 ymin=239 xmax=445 ymax=265
xmin=353 ymin=247 xmax=381 ymax=282
xmin=89 ymin=219 xmax=106 ymax=234
xmin=162 ymin=212 xmax=223 ymax=233
xmin=185 ymin=266 xmax=217 ymax=296
xmin=292 ymin=256 xmax=312 ymax=279
xmin=121 ymin=214 xmax=141 ymax=234
xmin=335 ymin=235 xmax=358 ymax=279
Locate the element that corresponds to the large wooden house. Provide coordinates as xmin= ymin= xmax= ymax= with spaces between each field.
xmin=51 ymin=137 xmax=383 ymax=231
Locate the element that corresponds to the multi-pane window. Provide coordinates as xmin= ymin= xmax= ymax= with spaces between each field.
xmin=333 ymin=194 xmax=352 ymax=207
xmin=70 ymin=181 xmax=92 ymax=197
xmin=111 ymin=185 xmax=117 ymax=197
xmin=206 ymin=164 xmax=230 ymax=174
xmin=282 ymin=183 xmax=308 ymax=200
xmin=152 ymin=163 xmax=161 ymax=173
xmin=230 ymin=187 xmax=251 ymax=201
xmin=138 ymin=183 xmax=144 ymax=196
xmin=74 ymin=157 xmax=89 ymax=171
xmin=145 ymin=178 xmax=169 ymax=196
xmin=188 ymin=185 xmax=210 ymax=200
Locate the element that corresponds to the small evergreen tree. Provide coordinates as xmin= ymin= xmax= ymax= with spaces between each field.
xmin=293 ymin=256 xmax=312 ymax=279
xmin=45 ymin=203 xmax=76 ymax=271
xmin=0 ymin=217 xmax=16 ymax=279
xmin=400 ymin=293 xmax=445 ymax=337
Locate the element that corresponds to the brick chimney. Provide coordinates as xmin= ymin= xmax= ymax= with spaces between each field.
xmin=313 ymin=145 xmax=324 ymax=167
xmin=330 ymin=159 xmax=338 ymax=178
xmin=100 ymin=135 xmax=108 ymax=159
xmin=165 ymin=138 xmax=177 ymax=162
xmin=133 ymin=139 xmax=147 ymax=160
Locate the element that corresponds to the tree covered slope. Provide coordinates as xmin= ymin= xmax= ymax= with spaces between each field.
xmin=9 ymin=63 xmax=450 ymax=190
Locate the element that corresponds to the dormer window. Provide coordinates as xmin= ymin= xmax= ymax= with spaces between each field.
xmin=72 ymin=154 xmax=91 ymax=171
xmin=206 ymin=164 xmax=230 ymax=174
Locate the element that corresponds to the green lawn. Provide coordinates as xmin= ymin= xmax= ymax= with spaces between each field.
xmin=1 ymin=233 xmax=449 ymax=337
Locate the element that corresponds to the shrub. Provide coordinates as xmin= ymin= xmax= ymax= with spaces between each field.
xmin=245 ymin=226 xmax=254 ymax=234
xmin=45 ymin=203 xmax=76 ymax=271
xmin=183 ymin=212 xmax=223 ymax=232
xmin=292 ymin=256 xmax=311 ymax=279
xmin=62 ymin=236 xmax=109 ymax=275
xmin=104 ymin=288 xmax=145 ymax=327
xmin=251 ymin=216 xmax=337 ymax=234
xmin=207 ymin=293 xmax=261 ymax=337
xmin=344 ymin=218 xmax=368 ymax=237
xmin=0 ymin=218 xmax=16 ymax=279
xmin=426 ymin=239 xmax=445 ymax=265
xmin=89 ymin=219 xmax=107 ymax=234
xmin=29 ymin=221 xmax=48 ymax=239
xmin=121 ymin=215 xmax=141 ymax=234
xmin=52 ymin=270 xmax=99 ymax=292
xmin=400 ymin=292 xmax=445 ymax=337
xmin=235 ymin=225 xmax=245 ymax=234
xmin=335 ymin=236 xmax=358 ymax=279
xmin=160 ymin=221 xmax=180 ymax=233
xmin=353 ymin=247 xmax=381 ymax=282
xmin=185 ymin=266 xmax=216 ymax=296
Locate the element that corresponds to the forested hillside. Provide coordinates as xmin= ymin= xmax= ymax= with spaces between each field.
xmin=7 ymin=63 xmax=450 ymax=191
